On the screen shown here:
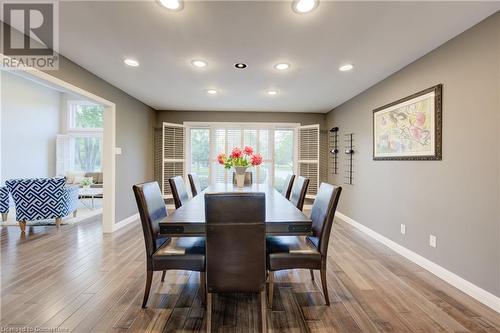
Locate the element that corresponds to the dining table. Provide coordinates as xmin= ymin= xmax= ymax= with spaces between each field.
xmin=159 ymin=183 xmax=312 ymax=237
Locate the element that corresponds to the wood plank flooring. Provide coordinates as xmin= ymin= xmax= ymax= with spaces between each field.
xmin=1 ymin=215 xmax=499 ymax=332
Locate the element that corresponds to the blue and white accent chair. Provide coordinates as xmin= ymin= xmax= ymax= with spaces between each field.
xmin=6 ymin=177 xmax=79 ymax=232
xmin=0 ymin=186 xmax=9 ymax=222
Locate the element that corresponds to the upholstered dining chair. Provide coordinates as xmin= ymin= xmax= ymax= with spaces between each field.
xmin=289 ymin=176 xmax=309 ymax=211
xmin=188 ymin=173 xmax=202 ymax=197
xmin=205 ymin=192 xmax=267 ymax=332
xmin=133 ymin=181 xmax=206 ymax=308
xmin=267 ymin=183 xmax=342 ymax=308
xmin=232 ymin=172 xmax=253 ymax=186
xmin=168 ymin=176 xmax=189 ymax=209
xmin=281 ymin=174 xmax=295 ymax=200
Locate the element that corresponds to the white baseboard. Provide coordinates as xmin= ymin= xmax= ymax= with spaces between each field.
xmin=112 ymin=213 xmax=139 ymax=232
xmin=336 ymin=212 xmax=500 ymax=314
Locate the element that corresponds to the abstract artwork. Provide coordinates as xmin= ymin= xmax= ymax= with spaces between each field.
xmin=373 ymin=84 xmax=442 ymax=160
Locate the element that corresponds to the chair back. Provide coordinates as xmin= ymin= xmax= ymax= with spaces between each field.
xmin=188 ymin=173 xmax=202 ymax=197
xmin=232 ymin=172 xmax=253 ymax=186
xmin=132 ymin=182 xmax=168 ymax=262
xmin=281 ymin=174 xmax=295 ymax=199
xmin=307 ymin=183 xmax=342 ymax=256
xmin=205 ymin=192 xmax=266 ymax=293
xmin=169 ymin=176 xmax=189 ymax=209
xmin=6 ymin=177 xmax=66 ymax=221
xmin=289 ymin=176 xmax=309 ymax=211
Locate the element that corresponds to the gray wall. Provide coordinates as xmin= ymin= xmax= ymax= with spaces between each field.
xmin=45 ymin=57 xmax=156 ymax=222
xmin=1 ymin=72 xmax=60 ymax=181
xmin=326 ymin=13 xmax=500 ymax=296
xmin=156 ymin=110 xmax=325 ymax=128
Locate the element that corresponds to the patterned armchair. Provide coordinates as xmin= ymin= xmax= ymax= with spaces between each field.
xmin=6 ymin=177 xmax=79 ymax=232
xmin=0 ymin=186 xmax=9 ymax=222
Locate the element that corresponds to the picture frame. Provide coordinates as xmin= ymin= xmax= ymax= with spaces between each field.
xmin=373 ymin=84 xmax=442 ymax=160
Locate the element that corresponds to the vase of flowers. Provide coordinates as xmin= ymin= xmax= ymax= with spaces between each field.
xmin=217 ymin=146 xmax=263 ymax=188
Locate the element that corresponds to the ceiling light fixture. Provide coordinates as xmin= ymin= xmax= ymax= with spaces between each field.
xmin=206 ymin=89 xmax=218 ymax=95
xmin=292 ymin=0 xmax=318 ymax=14
xmin=235 ymin=63 xmax=247 ymax=69
xmin=158 ymin=0 xmax=183 ymax=11
xmin=124 ymin=58 xmax=139 ymax=67
xmin=339 ymin=63 xmax=354 ymax=72
xmin=191 ymin=59 xmax=207 ymax=68
xmin=268 ymin=90 xmax=278 ymax=96
xmin=274 ymin=63 xmax=290 ymax=71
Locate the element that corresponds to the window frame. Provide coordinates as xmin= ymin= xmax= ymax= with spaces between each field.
xmin=184 ymin=122 xmax=300 ymax=187
xmin=66 ymin=100 xmax=104 ymax=172
xmin=67 ymin=100 xmax=105 ymax=133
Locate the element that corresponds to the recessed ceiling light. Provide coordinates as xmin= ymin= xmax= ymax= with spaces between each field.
xmin=206 ymin=89 xmax=218 ymax=95
xmin=268 ymin=90 xmax=278 ymax=96
xmin=235 ymin=63 xmax=247 ymax=69
xmin=339 ymin=64 xmax=354 ymax=72
xmin=191 ymin=59 xmax=207 ymax=68
xmin=124 ymin=58 xmax=139 ymax=67
xmin=292 ymin=0 xmax=318 ymax=14
xmin=158 ymin=0 xmax=183 ymax=10
xmin=274 ymin=63 xmax=290 ymax=71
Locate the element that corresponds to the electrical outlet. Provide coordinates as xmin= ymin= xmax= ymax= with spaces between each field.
xmin=429 ymin=234 xmax=437 ymax=248
xmin=400 ymin=224 xmax=406 ymax=235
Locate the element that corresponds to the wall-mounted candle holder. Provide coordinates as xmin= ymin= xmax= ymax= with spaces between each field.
xmin=344 ymin=133 xmax=355 ymax=185
xmin=329 ymin=127 xmax=339 ymax=175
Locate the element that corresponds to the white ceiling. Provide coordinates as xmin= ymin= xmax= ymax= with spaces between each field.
xmin=57 ymin=1 xmax=499 ymax=113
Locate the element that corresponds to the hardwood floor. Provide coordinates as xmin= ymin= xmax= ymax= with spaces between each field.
xmin=1 ymin=216 xmax=499 ymax=332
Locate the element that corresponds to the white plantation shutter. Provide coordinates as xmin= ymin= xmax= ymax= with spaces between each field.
xmin=162 ymin=123 xmax=185 ymax=197
xmin=298 ymin=124 xmax=320 ymax=195
xmin=56 ymin=134 xmax=70 ymax=176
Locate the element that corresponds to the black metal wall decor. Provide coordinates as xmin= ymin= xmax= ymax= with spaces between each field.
xmin=344 ymin=133 xmax=354 ymax=185
xmin=329 ymin=127 xmax=339 ymax=175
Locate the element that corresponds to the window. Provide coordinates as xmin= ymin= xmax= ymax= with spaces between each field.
xmin=67 ymin=101 xmax=104 ymax=172
xmin=185 ymin=122 xmax=301 ymax=188
xmin=189 ymin=128 xmax=210 ymax=189
xmin=70 ymin=135 xmax=102 ymax=172
xmin=274 ymin=129 xmax=294 ymax=192
xmin=68 ymin=101 xmax=104 ymax=130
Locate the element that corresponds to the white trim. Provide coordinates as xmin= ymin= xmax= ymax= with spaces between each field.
xmin=336 ymin=212 xmax=500 ymax=313
xmin=1 ymin=54 xmax=116 ymax=234
xmin=112 ymin=213 xmax=139 ymax=232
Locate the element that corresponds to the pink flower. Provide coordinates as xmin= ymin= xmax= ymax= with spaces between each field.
xmin=217 ymin=153 xmax=226 ymax=165
xmin=243 ymin=146 xmax=254 ymax=156
xmin=230 ymin=147 xmax=243 ymax=159
xmin=251 ymin=153 xmax=263 ymax=166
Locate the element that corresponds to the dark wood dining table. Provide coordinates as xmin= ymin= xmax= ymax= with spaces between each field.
xmin=159 ymin=183 xmax=312 ymax=236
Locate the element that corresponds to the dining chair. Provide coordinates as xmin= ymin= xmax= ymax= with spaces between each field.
xmin=232 ymin=172 xmax=253 ymax=186
xmin=188 ymin=173 xmax=202 ymax=197
xmin=267 ymin=183 xmax=342 ymax=308
xmin=205 ymin=192 xmax=267 ymax=332
xmin=289 ymin=176 xmax=309 ymax=211
xmin=168 ymin=176 xmax=189 ymax=209
xmin=133 ymin=181 xmax=206 ymax=308
xmin=281 ymin=174 xmax=295 ymax=200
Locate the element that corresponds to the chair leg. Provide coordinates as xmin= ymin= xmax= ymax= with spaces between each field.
xmin=55 ymin=217 xmax=62 ymax=227
xmin=320 ymin=268 xmax=330 ymax=306
xmin=142 ymin=270 xmax=153 ymax=308
xmin=73 ymin=210 xmax=77 ymax=218
xmin=18 ymin=220 xmax=26 ymax=233
xmin=2 ymin=212 xmax=7 ymax=222
xmin=200 ymin=272 xmax=206 ymax=305
xmin=260 ymin=289 xmax=267 ymax=332
xmin=310 ymin=269 xmax=315 ymax=281
xmin=206 ymin=292 xmax=212 ymax=332
xmin=268 ymin=271 xmax=274 ymax=308
xmin=161 ymin=270 xmax=166 ymax=282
